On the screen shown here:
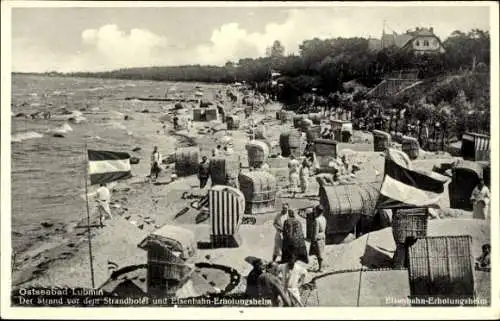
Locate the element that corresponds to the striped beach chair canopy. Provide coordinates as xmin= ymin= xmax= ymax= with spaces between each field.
xmin=461 ymin=132 xmax=490 ymax=161
xmin=209 ymin=185 xmax=245 ymax=237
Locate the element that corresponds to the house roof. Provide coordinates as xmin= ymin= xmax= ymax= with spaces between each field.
xmin=401 ymin=33 xmax=445 ymax=52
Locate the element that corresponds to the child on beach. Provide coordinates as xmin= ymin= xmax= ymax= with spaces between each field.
xmin=476 ymin=244 xmax=491 ymax=270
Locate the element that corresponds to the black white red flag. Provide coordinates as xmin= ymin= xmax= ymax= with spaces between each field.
xmin=377 ymin=148 xmax=450 ymax=208
xmin=87 ymin=150 xmax=132 ymax=185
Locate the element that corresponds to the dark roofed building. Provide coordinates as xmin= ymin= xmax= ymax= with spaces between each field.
xmin=369 ymin=27 xmax=445 ymax=55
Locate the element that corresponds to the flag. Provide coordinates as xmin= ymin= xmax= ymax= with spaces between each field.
xmin=88 ymin=150 xmax=132 ymax=185
xmin=377 ymin=148 xmax=450 ymax=208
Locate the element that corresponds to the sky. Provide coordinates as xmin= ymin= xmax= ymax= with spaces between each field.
xmin=9 ymin=3 xmax=492 ymax=73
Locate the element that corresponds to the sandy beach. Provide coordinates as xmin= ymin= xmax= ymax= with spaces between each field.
xmin=10 ymin=75 xmax=490 ymax=306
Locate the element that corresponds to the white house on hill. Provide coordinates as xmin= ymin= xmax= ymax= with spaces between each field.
xmin=369 ymin=27 xmax=446 ymax=55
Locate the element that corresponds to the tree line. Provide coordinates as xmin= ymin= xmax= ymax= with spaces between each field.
xmin=32 ymin=28 xmax=490 ymax=139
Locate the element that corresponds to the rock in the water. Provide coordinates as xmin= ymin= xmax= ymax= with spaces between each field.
xmin=14 ymin=112 xmax=27 ymax=118
xmin=124 ymin=115 xmax=129 ymax=120
xmin=52 ymin=133 xmax=65 ymax=138
xmin=41 ymin=222 xmax=54 ymax=228
xmin=141 ymin=109 xmax=149 ymax=113
xmin=132 ymin=147 xmax=142 ymax=152
xmin=130 ymin=157 xmax=140 ymax=165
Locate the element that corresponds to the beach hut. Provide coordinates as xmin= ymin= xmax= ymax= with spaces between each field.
xmin=313 ymin=139 xmax=337 ymax=173
xmin=306 ymin=125 xmax=322 ymax=143
xmin=408 ymin=235 xmax=475 ymax=305
xmin=279 ymin=130 xmax=302 ymax=158
xmin=238 ymin=170 xmax=277 ymax=215
xmin=317 ymin=183 xmax=379 ymax=240
xmin=175 ymin=147 xmax=200 ymax=177
xmin=402 ymin=136 xmax=420 ymax=160
xmin=331 ymin=120 xmax=353 ymax=142
xmin=461 ymin=132 xmax=490 ymax=161
xmin=246 ymin=140 xmax=270 ymax=168
xmin=209 ymin=155 xmax=240 ymax=186
xmin=373 ymin=130 xmax=392 ymax=152
xmin=192 ymin=108 xmax=205 ymax=122
xmin=226 ymin=115 xmax=240 ymax=130
xmin=137 ymin=225 xmax=196 ymax=296
xmin=391 ymin=207 xmax=429 ymax=268
xmin=448 ymin=160 xmax=483 ymax=210
xmin=205 ymin=108 xmax=218 ymax=121
xmin=208 ymin=185 xmax=245 ymax=247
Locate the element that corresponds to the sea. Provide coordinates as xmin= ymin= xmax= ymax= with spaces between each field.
xmin=10 ymin=74 xmax=211 ymax=257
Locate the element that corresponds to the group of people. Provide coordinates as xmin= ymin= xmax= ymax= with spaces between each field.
xmin=287 ymin=155 xmax=314 ymax=197
xmin=245 ymin=203 xmax=327 ymax=306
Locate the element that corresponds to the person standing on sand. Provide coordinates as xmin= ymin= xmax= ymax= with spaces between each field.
xmin=288 ymin=156 xmax=300 ymax=197
xmin=198 ymin=156 xmax=211 ymax=189
xmin=470 ymin=178 xmax=490 ymax=220
xmin=173 ymin=115 xmax=179 ymax=130
xmin=276 ymin=253 xmax=308 ymax=306
xmin=309 ymin=205 xmax=327 ymax=272
xmin=96 ymin=183 xmax=112 ymax=225
xmin=299 ymin=158 xmax=311 ymax=194
xmin=282 ymin=209 xmax=309 ymax=265
xmin=150 ymin=146 xmax=162 ymax=182
xmin=272 ymin=204 xmax=289 ymax=262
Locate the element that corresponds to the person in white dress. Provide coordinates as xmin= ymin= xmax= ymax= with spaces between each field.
xmin=288 ymin=156 xmax=300 ymax=197
xmin=470 ymin=178 xmax=490 ymax=220
xmin=276 ymin=253 xmax=308 ymax=306
xmin=96 ymin=183 xmax=112 ymax=225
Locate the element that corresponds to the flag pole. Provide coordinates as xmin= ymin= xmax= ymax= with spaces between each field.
xmin=84 ymin=143 xmax=96 ymax=288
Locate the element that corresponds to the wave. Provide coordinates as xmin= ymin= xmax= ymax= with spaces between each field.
xmin=79 ymin=86 xmax=105 ymax=92
xmin=49 ymin=123 xmax=73 ymax=134
xmin=11 ymin=131 xmax=44 ymax=143
xmin=51 ymin=110 xmax=86 ymax=123
xmin=105 ymin=122 xmax=127 ymax=130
